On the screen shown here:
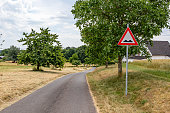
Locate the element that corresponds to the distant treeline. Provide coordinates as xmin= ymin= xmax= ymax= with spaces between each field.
xmin=0 ymin=45 xmax=88 ymax=65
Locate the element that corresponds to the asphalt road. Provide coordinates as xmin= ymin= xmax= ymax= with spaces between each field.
xmin=0 ymin=68 xmax=97 ymax=113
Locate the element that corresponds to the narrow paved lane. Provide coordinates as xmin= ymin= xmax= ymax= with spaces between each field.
xmin=0 ymin=68 xmax=97 ymax=113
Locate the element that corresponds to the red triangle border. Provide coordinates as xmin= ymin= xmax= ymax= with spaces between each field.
xmin=118 ymin=27 xmax=138 ymax=45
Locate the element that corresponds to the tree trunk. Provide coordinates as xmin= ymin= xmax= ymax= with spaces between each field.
xmin=37 ymin=62 xmax=40 ymax=71
xmin=118 ymin=55 xmax=122 ymax=77
xmin=105 ymin=61 xmax=108 ymax=68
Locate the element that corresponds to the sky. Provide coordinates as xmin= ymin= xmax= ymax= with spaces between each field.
xmin=0 ymin=0 xmax=169 ymax=50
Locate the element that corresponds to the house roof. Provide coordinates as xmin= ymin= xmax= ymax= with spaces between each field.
xmin=147 ymin=41 xmax=170 ymax=56
xmin=129 ymin=56 xmax=146 ymax=60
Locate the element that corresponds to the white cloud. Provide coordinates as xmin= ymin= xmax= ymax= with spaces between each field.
xmin=0 ymin=0 xmax=80 ymax=49
xmin=0 ymin=0 xmax=169 ymax=49
xmin=153 ymin=28 xmax=170 ymax=42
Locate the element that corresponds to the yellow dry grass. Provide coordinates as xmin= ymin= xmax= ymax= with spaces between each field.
xmin=87 ymin=64 xmax=170 ymax=113
xmin=136 ymin=80 xmax=170 ymax=113
xmin=131 ymin=59 xmax=170 ymax=70
xmin=88 ymin=66 xmax=141 ymax=113
xmin=94 ymin=94 xmax=142 ymax=113
xmin=0 ymin=62 xmax=90 ymax=110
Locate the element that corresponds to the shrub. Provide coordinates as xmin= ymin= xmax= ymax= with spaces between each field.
xmin=72 ymin=60 xmax=81 ymax=67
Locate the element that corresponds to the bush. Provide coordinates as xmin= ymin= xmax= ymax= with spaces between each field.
xmin=72 ymin=60 xmax=81 ymax=66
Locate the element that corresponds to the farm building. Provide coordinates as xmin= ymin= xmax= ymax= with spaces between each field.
xmin=123 ymin=41 xmax=170 ymax=62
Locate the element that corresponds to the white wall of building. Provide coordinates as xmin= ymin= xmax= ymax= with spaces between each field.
xmin=151 ymin=56 xmax=170 ymax=59
xmin=122 ymin=57 xmax=134 ymax=62
xmin=122 ymin=56 xmax=170 ymax=62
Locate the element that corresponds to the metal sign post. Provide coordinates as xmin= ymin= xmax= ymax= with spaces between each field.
xmin=125 ymin=24 xmax=129 ymax=96
xmin=118 ymin=24 xmax=138 ymax=96
xmin=126 ymin=45 xmax=128 ymax=96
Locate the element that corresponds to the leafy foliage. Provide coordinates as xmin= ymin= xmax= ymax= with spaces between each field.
xmin=72 ymin=60 xmax=81 ymax=66
xmin=0 ymin=45 xmax=20 ymax=62
xmin=69 ymin=53 xmax=81 ymax=66
xmin=18 ymin=28 xmax=65 ymax=70
xmin=72 ymin=0 xmax=170 ymax=75
xmin=62 ymin=45 xmax=87 ymax=64
xmin=62 ymin=47 xmax=76 ymax=60
xmin=76 ymin=45 xmax=87 ymax=63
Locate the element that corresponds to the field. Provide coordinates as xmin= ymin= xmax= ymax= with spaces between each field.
xmin=0 ymin=62 xmax=90 ymax=110
xmin=87 ymin=60 xmax=170 ymax=113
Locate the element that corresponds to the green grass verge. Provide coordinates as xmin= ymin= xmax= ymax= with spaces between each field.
xmin=125 ymin=63 xmax=170 ymax=81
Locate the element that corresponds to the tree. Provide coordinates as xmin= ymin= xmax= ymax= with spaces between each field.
xmin=0 ymin=46 xmax=20 ymax=62
xmin=62 ymin=47 xmax=76 ymax=60
xmin=76 ymin=45 xmax=87 ymax=64
xmin=69 ymin=53 xmax=81 ymax=66
xmin=7 ymin=46 xmax=20 ymax=62
xmin=18 ymin=28 xmax=65 ymax=70
xmin=72 ymin=60 xmax=81 ymax=67
xmin=72 ymin=0 xmax=170 ymax=77
xmin=62 ymin=46 xmax=87 ymax=64
xmin=0 ymin=49 xmax=9 ymax=56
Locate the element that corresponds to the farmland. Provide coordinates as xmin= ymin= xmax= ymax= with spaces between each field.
xmin=0 ymin=62 xmax=90 ymax=110
xmin=87 ymin=60 xmax=170 ymax=113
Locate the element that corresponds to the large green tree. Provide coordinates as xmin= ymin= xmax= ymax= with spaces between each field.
xmin=18 ymin=28 xmax=65 ymax=70
xmin=72 ymin=0 xmax=170 ymax=77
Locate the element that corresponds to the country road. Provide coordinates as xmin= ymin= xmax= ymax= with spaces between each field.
xmin=0 ymin=68 xmax=97 ymax=113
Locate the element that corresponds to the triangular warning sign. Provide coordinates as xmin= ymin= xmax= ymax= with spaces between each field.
xmin=118 ymin=27 xmax=138 ymax=45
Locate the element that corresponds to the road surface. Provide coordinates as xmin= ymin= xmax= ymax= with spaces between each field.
xmin=0 ymin=68 xmax=97 ymax=113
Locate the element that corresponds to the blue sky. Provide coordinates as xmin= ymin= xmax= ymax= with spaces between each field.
xmin=0 ymin=0 xmax=169 ymax=49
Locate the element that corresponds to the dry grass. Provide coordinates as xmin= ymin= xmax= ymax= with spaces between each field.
xmin=87 ymin=64 xmax=170 ymax=113
xmin=136 ymin=80 xmax=170 ymax=113
xmin=0 ymin=62 xmax=91 ymax=110
xmin=87 ymin=65 xmax=142 ymax=113
xmin=131 ymin=59 xmax=170 ymax=70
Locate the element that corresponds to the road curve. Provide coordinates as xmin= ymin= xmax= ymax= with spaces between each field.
xmin=0 ymin=68 xmax=97 ymax=113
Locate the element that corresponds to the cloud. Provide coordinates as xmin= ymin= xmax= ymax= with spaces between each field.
xmin=153 ymin=29 xmax=170 ymax=42
xmin=0 ymin=0 xmax=80 ymax=49
xmin=0 ymin=0 xmax=169 ymax=49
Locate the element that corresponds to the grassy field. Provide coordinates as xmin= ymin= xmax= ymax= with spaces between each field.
xmin=0 ymin=62 xmax=90 ymax=110
xmin=87 ymin=60 xmax=170 ymax=113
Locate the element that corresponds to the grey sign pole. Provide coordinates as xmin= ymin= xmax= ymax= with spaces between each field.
xmin=126 ymin=45 xmax=128 ymax=96
xmin=126 ymin=24 xmax=129 ymax=96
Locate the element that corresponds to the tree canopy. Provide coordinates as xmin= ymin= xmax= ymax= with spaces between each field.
xmin=76 ymin=45 xmax=87 ymax=63
xmin=62 ymin=45 xmax=87 ymax=63
xmin=69 ymin=53 xmax=81 ymax=66
xmin=72 ymin=0 xmax=170 ymax=76
xmin=18 ymin=28 xmax=65 ymax=70
xmin=62 ymin=47 xmax=77 ymax=60
xmin=0 ymin=45 xmax=20 ymax=62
